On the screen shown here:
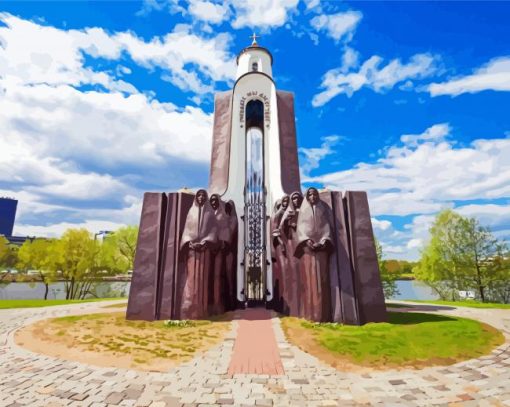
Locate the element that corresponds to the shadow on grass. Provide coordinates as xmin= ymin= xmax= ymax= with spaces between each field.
xmin=388 ymin=311 xmax=457 ymax=325
xmin=386 ymin=303 xmax=456 ymax=311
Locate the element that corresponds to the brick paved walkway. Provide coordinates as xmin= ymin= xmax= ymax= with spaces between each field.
xmin=0 ymin=300 xmax=510 ymax=406
xmin=228 ymin=309 xmax=284 ymax=376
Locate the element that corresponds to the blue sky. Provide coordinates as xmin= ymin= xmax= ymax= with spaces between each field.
xmin=0 ymin=1 xmax=509 ymax=260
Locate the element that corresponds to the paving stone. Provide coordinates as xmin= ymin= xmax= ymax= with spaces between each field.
xmin=70 ymin=393 xmax=89 ymax=401
xmin=255 ymin=399 xmax=273 ymax=406
xmin=105 ymin=392 xmax=125 ymax=405
xmin=217 ymin=398 xmax=234 ymax=405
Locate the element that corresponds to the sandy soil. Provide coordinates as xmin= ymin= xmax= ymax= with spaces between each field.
xmin=15 ymin=312 xmax=230 ymax=372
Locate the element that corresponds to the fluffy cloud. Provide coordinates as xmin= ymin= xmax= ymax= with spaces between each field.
xmin=428 ymin=57 xmax=510 ymax=97
xmin=0 ymin=13 xmax=235 ymax=95
xmin=313 ymin=53 xmax=439 ymax=106
xmin=308 ymin=124 xmax=510 ymax=217
xmin=0 ymin=13 xmax=225 ymax=238
xmin=299 ymin=135 xmax=341 ymax=176
xmin=188 ymin=0 xmax=230 ymax=24
xmin=230 ymin=0 xmax=299 ymax=30
xmin=310 ymin=11 xmax=362 ymax=42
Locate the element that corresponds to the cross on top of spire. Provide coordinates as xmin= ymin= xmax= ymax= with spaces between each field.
xmin=250 ymin=32 xmax=260 ymax=46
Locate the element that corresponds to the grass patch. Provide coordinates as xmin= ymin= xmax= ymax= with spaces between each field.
xmin=281 ymin=312 xmax=504 ymax=370
xmin=403 ymin=300 xmax=510 ymax=309
xmin=0 ymin=298 xmax=127 ymax=309
xmin=16 ymin=312 xmax=229 ymax=372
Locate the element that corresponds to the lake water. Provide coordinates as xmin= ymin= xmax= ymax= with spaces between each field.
xmin=390 ymin=280 xmax=439 ymax=301
xmin=0 ymin=281 xmax=131 ymax=300
xmin=0 ymin=280 xmax=437 ymax=301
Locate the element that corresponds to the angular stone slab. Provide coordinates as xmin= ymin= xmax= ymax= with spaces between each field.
xmin=276 ymin=91 xmax=301 ymax=194
xmin=158 ymin=192 xmax=194 ymax=320
xmin=209 ymin=91 xmax=233 ymax=195
xmin=322 ymin=191 xmax=359 ymax=325
xmin=345 ymin=191 xmax=387 ymax=324
xmin=126 ymin=192 xmax=167 ymax=321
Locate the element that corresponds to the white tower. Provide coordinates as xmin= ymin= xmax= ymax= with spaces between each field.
xmin=209 ymin=36 xmax=301 ymax=304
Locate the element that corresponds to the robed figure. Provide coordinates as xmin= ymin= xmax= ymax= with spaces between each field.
xmin=270 ymin=195 xmax=289 ymax=312
xmin=224 ymin=200 xmax=238 ymax=311
xmin=179 ymin=189 xmax=218 ymax=319
xmin=295 ymin=187 xmax=333 ymax=322
xmin=279 ymin=191 xmax=303 ymax=316
xmin=209 ymin=194 xmax=229 ymax=315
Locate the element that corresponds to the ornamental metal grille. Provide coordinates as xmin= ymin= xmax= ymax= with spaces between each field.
xmin=245 ymin=126 xmax=266 ymax=301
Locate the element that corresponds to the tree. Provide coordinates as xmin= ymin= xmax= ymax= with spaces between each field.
xmin=56 ymin=229 xmax=103 ymax=299
xmin=0 ymin=236 xmax=18 ymax=285
xmin=17 ymin=239 xmax=57 ymax=300
xmin=415 ymin=209 xmax=509 ymax=302
xmin=104 ymin=226 xmax=138 ymax=273
xmin=375 ymin=238 xmax=400 ymax=298
xmin=0 ymin=236 xmax=18 ymax=270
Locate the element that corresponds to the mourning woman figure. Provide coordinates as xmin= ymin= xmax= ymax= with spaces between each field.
xmin=209 ymin=193 xmax=229 ymax=315
xmin=295 ymin=187 xmax=333 ymax=322
xmin=180 ymin=189 xmax=217 ymax=319
xmin=270 ymin=195 xmax=289 ymax=312
xmin=224 ymin=200 xmax=238 ymax=311
xmin=279 ymin=191 xmax=303 ymax=316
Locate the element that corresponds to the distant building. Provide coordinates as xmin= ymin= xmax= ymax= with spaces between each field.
xmin=0 ymin=197 xmax=17 ymax=236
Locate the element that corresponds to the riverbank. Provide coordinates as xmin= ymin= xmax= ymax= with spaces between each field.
xmin=0 ymin=298 xmax=127 ymax=309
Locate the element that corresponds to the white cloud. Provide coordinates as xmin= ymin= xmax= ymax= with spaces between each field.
xmin=0 ymin=13 xmax=223 ymax=236
xmin=0 ymin=83 xmax=214 ymax=169
xmin=230 ymin=0 xmax=299 ymax=30
xmin=313 ymin=53 xmax=439 ymax=107
xmin=308 ymin=124 xmax=510 ymax=217
xmin=0 ymin=13 xmax=235 ymax=95
xmin=299 ymin=135 xmax=341 ymax=176
xmin=310 ymin=10 xmax=362 ymax=42
xmin=400 ymin=123 xmax=451 ymax=146
xmin=371 ymin=218 xmax=392 ymax=231
xmin=456 ymin=204 xmax=510 ymax=232
xmin=406 ymin=238 xmax=423 ymax=249
xmin=428 ymin=57 xmax=510 ymax=97
xmin=188 ymin=0 xmax=230 ymax=24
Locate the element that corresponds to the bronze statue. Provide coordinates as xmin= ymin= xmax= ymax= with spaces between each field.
xmin=224 ymin=200 xmax=238 ymax=310
xmin=209 ymin=193 xmax=229 ymax=315
xmin=179 ymin=189 xmax=218 ymax=319
xmin=270 ymin=195 xmax=289 ymax=312
xmin=279 ymin=191 xmax=303 ymax=316
xmin=295 ymin=187 xmax=333 ymax=322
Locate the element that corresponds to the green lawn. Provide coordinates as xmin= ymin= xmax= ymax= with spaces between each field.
xmin=402 ymin=299 xmax=510 ymax=309
xmin=0 ymin=298 xmax=127 ymax=309
xmin=281 ymin=311 xmax=504 ymax=368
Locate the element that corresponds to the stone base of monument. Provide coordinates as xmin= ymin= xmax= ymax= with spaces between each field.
xmin=127 ymin=189 xmax=386 ymax=325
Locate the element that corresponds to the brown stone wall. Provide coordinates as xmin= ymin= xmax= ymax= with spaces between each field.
xmin=209 ymin=91 xmax=233 ymax=195
xmin=126 ymin=192 xmax=167 ymax=320
xmin=276 ymin=91 xmax=301 ymax=194
xmin=345 ymin=191 xmax=387 ymax=324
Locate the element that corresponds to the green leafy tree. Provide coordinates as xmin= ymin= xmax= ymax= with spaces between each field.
xmin=104 ymin=226 xmax=138 ymax=273
xmin=17 ymin=239 xmax=58 ymax=300
xmin=375 ymin=238 xmax=400 ymax=298
xmin=415 ymin=209 xmax=508 ymax=302
xmin=0 ymin=236 xmax=17 ymax=269
xmin=0 ymin=236 xmax=18 ymax=285
xmin=56 ymin=229 xmax=105 ymax=299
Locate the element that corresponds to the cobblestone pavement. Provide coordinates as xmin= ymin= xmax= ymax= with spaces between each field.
xmin=1 ymin=300 xmax=510 ymax=406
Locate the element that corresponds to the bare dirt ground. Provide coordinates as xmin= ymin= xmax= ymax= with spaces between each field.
xmin=15 ymin=312 xmax=230 ymax=372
